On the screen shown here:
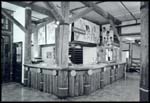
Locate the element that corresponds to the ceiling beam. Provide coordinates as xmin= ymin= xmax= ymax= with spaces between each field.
xmin=120 ymin=2 xmax=137 ymax=23
xmin=37 ymin=19 xmax=54 ymax=30
xmin=69 ymin=7 xmax=93 ymax=24
xmin=81 ymin=1 xmax=121 ymax=24
xmin=32 ymin=18 xmax=54 ymax=33
xmin=70 ymin=1 xmax=104 ymax=12
xmin=36 ymin=16 xmax=54 ymax=24
xmin=6 ymin=1 xmax=55 ymax=19
xmin=53 ymin=3 xmax=102 ymax=25
xmin=116 ymin=22 xmax=140 ymax=28
xmin=43 ymin=2 xmax=64 ymax=22
xmin=120 ymin=33 xmax=141 ymax=36
xmin=2 ymin=9 xmax=27 ymax=33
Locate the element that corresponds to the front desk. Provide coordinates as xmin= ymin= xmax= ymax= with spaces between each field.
xmin=24 ymin=62 xmax=126 ymax=98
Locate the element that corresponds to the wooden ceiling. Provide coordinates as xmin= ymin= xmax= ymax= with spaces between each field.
xmin=2 ymin=1 xmax=140 ymax=25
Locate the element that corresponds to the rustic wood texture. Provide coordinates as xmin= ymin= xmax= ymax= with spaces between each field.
xmin=100 ymin=69 xmax=105 ymax=88
xmin=81 ymin=2 xmax=121 ymax=24
xmin=7 ymin=1 xmax=55 ymax=19
xmin=57 ymin=71 xmax=69 ymax=98
xmin=44 ymin=2 xmax=64 ymax=22
xmin=25 ymin=63 xmax=126 ymax=97
xmin=55 ymin=2 xmax=70 ymax=67
xmin=84 ymin=72 xmax=91 ymax=95
xmin=54 ymin=2 xmax=70 ymax=99
xmin=27 ymin=70 xmax=31 ymax=87
xmin=69 ymin=71 xmax=75 ymax=96
xmin=69 ymin=7 xmax=93 ymax=24
xmin=140 ymin=2 xmax=149 ymax=102
xmin=24 ymin=7 xmax=32 ymax=64
xmin=111 ymin=67 xmax=115 ymax=82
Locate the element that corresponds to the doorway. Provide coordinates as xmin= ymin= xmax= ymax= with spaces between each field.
xmin=12 ymin=42 xmax=22 ymax=83
xmin=1 ymin=35 xmax=12 ymax=83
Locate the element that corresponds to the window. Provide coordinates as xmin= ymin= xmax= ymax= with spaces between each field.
xmin=2 ymin=15 xmax=11 ymax=31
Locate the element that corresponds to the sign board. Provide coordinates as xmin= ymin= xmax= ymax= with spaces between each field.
xmin=74 ymin=18 xmax=100 ymax=44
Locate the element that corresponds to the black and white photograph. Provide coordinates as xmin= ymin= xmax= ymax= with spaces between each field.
xmin=1 ymin=1 xmax=149 ymax=102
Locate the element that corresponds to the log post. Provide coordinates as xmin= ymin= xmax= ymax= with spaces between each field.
xmin=24 ymin=7 xmax=32 ymax=64
xmin=55 ymin=2 xmax=70 ymax=98
xmin=24 ymin=7 xmax=32 ymax=85
xmin=140 ymin=2 xmax=149 ymax=101
xmin=55 ymin=2 xmax=70 ymax=67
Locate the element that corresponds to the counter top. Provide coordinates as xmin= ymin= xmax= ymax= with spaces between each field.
xmin=24 ymin=62 xmax=126 ymax=71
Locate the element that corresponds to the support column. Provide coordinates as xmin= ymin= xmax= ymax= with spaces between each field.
xmin=24 ymin=7 xmax=32 ymax=86
xmin=55 ymin=2 xmax=70 ymax=67
xmin=140 ymin=2 xmax=149 ymax=101
xmin=24 ymin=7 xmax=32 ymax=64
xmin=55 ymin=2 xmax=70 ymax=98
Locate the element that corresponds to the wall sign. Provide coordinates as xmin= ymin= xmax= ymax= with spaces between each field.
xmin=74 ymin=18 xmax=100 ymax=44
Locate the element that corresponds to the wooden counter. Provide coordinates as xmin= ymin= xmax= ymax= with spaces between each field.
xmin=24 ymin=62 xmax=126 ymax=98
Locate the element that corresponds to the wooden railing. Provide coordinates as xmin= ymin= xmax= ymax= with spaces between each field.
xmin=24 ymin=62 xmax=126 ymax=98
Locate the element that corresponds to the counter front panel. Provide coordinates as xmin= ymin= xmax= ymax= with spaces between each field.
xmin=24 ymin=62 xmax=126 ymax=98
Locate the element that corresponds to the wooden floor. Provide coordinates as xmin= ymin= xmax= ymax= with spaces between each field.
xmin=1 ymin=72 xmax=140 ymax=101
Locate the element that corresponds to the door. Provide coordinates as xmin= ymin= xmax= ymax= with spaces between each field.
xmin=13 ymin=42 xmax=22 ymax=83
xmin=1 ymin=35 xmax=11 ymax=83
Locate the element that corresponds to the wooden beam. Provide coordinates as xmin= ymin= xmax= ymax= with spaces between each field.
xmin=24 ymin=7 xmax=32 ymax=64
xmin=43 ymin=2 xmax=64 ymax=22
xmin=54 ymin=2 xmax=102 ymax=25
xmin=31 ymin=17 xmax=54 ymax=33
xmin=81 ymin=1 xmax=121 ymax=24
xmin=69 ymin=7 xmax=93 ymax=24
xmin=2 ymin=9 xmax=27 ymax=33
xmin=36 ymin=17 xmax=54 ymax=23
xmin=6 ymin=1 xmax=55 ymax=19
xmin=140 ymin=2 xmax=149 ymax=102
xmin=120 ymin=2 xmax=137 ymax=23
xmin=36 ymin=19 xmax=54 ymax=31
xmin=109 ymin=20 xmax=120 ymax=41
xmin=70 ymin=1 xmax=104 ymax=12
xmin=116 ymin=23 xmax=140 ymax=28
xmin=120 ymin=33 xmax=141 ymax=36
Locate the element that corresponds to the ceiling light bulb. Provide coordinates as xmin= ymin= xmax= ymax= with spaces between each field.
xmin=56 ymin=21 xmax=60 ymax=25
